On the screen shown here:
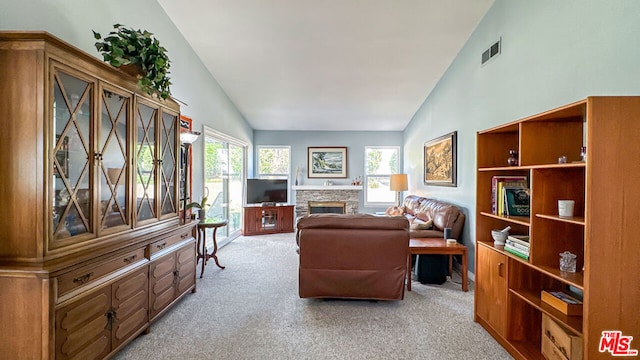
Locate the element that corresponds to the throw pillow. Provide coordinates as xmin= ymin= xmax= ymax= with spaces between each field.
xmin=385 ymin=206 xmax=405 ymax=216
xmin=410 ymin=218 xmax=433 ymax=230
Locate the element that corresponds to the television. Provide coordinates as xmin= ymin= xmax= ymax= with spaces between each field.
xmin=246 ymin=179 xmax=288 ymax=205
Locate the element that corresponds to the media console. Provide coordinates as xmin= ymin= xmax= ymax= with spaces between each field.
xmin=242 ymin=205 xmax=295 ymax=235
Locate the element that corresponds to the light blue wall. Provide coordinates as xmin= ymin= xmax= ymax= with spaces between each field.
xmin=0 ymin=0 xmax=254 ymax=202
xmin=254 ymin=130 xmax=403 ymax=213
xmin=404 ymin=0 xmax=640 ymax=271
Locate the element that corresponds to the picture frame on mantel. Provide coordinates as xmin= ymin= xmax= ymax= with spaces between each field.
xmin=308 ymin=146 xmax=348 ymax=178
xmin=424 ymin=131 xmax=457 ymax=187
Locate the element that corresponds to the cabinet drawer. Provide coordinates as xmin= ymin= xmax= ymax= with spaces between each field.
xmin=541 ymin=314 xmax=583 ymax=360
xmin=57 ymin=247 xmax=146 ymax=298
xmin=149 ymin=230 xmax=192 ymax=256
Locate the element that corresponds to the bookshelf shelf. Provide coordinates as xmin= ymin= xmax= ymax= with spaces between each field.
xmin=475 ymin=97 xmax=640 ymax=359
xmin=480 ymin=212 xmax=530 ymax=226
xmin=510 ymin=340 xmax=543 ymax=360
xmin=478 ymin=162 xmax=586 ymax=172
xmin=535 ymin=213 xmax=585 ymax=225
xmin=510 ymin=288 xmax=583 ymax=335
xmin=536 ymin=265 xmax=584 ymax=290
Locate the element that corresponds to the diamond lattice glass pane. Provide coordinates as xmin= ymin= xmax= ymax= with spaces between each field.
xmin=52 ymin=71 xmax=92 ymax=239
xmin=136 ymin=104 xmax=156 ymax=221
xmin=161 ymin=113 xmax=176 ymax=215
xmin=100 ymin=90 xmax=129 ymax=229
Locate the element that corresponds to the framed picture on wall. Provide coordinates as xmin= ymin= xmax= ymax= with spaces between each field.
xmin=308 ymin=146 xmax=348 ymax=178
xmin=424 ymin=131 xmax=457 ymax=187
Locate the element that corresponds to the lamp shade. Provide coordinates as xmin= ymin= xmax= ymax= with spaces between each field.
xmin=180 ymin=130 xmax=201 ymax=144
xmin=389 ymin=174 xmax=408 ymax=191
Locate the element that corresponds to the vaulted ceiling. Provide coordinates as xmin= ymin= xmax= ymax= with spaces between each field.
xmin=158 ymin=0 xmax=494 ymax=131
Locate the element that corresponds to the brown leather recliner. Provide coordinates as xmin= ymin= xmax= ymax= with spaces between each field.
xmin=296 ymin=213 xmax=410 ymax=300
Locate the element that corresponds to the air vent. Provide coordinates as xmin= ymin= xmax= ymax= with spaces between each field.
xmin=481 ymin=38 xmax=501 ymax=65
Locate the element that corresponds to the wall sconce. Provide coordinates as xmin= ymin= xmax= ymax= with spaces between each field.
xmin=180 ymin=130 xmax=201 ymax=224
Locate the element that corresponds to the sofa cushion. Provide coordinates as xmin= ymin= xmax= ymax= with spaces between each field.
xmin=410 ymin=229 xmax=444 ymax=238
xmin=402 ymin=194 xmax=465 ymax=240
xmin=410 ymin=218 xmax=433 ymax=230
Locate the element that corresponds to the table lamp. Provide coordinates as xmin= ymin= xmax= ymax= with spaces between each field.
xmin=389 ymin=174 xmax=408 ymax=207
xmin=180 ymin=130 xmax=201 ymax=224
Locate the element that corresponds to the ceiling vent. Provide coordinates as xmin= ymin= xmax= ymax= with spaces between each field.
xmin=481 ymin=38 xmax=501 ymax=65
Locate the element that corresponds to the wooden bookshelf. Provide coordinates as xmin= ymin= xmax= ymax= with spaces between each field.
xmin=474 ymin=97 xmax=640 ymax=359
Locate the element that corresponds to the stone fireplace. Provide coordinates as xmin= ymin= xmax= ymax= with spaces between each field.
xmin=292 ymin=185 xmax=363 ymax=218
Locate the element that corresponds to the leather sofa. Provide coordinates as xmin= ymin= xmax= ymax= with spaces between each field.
xmin=296 ymin=213 xmax=410 ymax=300
xmin=402 ymin=195 xmax=465 ymax=240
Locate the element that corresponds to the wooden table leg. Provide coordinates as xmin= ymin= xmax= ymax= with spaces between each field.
xmin=462 ymin=248 xmax=468 ymax=292
xmin=407 ymin=253 xmax=412 ymax=292
xmin=199 ymin=227 xmax=207 ymax=278
xmin=208 ymin=226 xmax=225 ymax=269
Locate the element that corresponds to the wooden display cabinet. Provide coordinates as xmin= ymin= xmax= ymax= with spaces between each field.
xmin=0 ymin=32 xmax=196 ymax=359
xmin=475 ymin=97 xmax=640 ymax=359
xmin=242 ymin=205 xmax=295 ymax=235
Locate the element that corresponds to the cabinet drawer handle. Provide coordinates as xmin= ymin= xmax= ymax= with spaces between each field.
xmin=498 ymin=262 xmax=504 ymax=277
xmin=73 ymin=272 xmax=94 ymax=284
xmin=156 ymin=242 xmax=167 ymax=249
xmin=181 ymin=233 xmax=188 ymax=239
xmin=123 ymin=255 xmax=137 ymax=264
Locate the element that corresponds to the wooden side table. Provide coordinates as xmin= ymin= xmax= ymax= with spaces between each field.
xmin=407 ymin=238 xmax=468 ymax=292
xmin=196 ymin=218 xmax=228 ymax=278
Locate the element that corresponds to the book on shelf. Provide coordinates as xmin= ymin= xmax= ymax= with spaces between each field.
xmin=491 ymin=175 xmax=527 ymax=215
xmin=541 ymin=290 xmax=583 ymax=316
xmin=507 ymin=234 xmax=530 ymax=246
xmin=503 ymin=187 xmax=530 ymax=216
xmin=505 ymin=239 xmax=530 ymax=253
xmin=504 ymin=244 xmax=529 ymax=260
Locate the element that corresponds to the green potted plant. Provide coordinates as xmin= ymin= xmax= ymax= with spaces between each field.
xmin=93 ymin=24 xmax=172 ymax=99
xmin=186 ymin=196 xmax=210 ymax=220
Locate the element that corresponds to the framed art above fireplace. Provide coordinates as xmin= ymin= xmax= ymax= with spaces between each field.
xmin=308 ymin=146 xmax=348 ymax=178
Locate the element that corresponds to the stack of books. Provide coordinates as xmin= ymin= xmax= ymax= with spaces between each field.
xmin=504 ymin=234 xmax=530 ymax=260
xmin=491 ymin=175 xmax=529 ymax=216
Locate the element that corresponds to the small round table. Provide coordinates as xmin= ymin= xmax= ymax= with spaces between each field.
xmin=196 ymin=218 xmax=228 ymax=278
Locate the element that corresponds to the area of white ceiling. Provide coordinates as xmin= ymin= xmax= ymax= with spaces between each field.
xmin=158 ymin=0 xmax=494 ymax=131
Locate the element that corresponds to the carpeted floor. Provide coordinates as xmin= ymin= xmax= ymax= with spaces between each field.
xmin=112 ymin=232 xmax=512 ymax=360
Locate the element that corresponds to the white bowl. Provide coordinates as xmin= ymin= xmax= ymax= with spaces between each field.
xmin=491 ymin=230 xmax=508 ymax=245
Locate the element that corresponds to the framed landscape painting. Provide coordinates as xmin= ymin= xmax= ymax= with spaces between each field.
xmin=424 ymin=131 xmax=457 ymax=187
xmin=308 ymin=147 xmax=348 ymax=178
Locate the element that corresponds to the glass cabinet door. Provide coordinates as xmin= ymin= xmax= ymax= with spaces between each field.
xmin=52 ymin=70 xmax=94 ymax=240
xmin=159 ymin=111 xmax=178 ymax=217
xmin=98 ymin=87 xmax=131 ymax=231
xmin=135 ymin=102 xmax=157 ymax=222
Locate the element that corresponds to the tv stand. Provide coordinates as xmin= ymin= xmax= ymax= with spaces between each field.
xmin=242 ymin=205 xmax=294 ymax=236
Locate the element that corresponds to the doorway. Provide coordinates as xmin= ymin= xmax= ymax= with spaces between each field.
xmin=203 ymin=127 xmax=246 ymax=245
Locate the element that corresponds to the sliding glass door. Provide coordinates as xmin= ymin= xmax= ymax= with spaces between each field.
xmin=203 ymin=127 xmax=246 ymax=244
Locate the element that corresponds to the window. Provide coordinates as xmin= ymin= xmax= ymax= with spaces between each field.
xmin=364 ymin=146 xmax=400 ymax=206
xmin=257 ymin=146 xmax=290 ymax=179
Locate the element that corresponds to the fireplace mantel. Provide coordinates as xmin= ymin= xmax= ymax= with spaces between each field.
xmin=292 ymin=185 xmax=363 ymax=191
xmin=292 ymin=185 xmax=362 ymax=217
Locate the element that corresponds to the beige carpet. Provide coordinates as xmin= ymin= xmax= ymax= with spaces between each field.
xmin=112 ymin=232 xmax=512 ymax=360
